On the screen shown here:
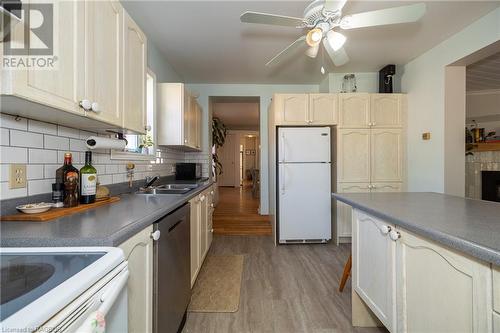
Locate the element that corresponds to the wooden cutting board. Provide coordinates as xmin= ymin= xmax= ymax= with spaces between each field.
xmin=0 ymin=196 xmax=120 ymax=222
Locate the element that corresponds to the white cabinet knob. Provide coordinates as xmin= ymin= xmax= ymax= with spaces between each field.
xmin=91 ymin=102 xmax=100 ymax=113
xmin=211 ymin=228 xmax=214 ymax=233
xmin=79 ymin=99 xmax=92 ymax=111
xmin=200 ymin=195 xmax=206 ymax=202
xmin=372 ymin=122 xmax=376 ymax=126
xmin=210 ymin=191 xmax=214 ymax=195
xmin=380 ymin=225 xmax=391 ymax=235
xmin=151 ymin=230 xmax=161 ymax=241
xmin=368 ymin=184 xmax=372 ymax=189
xmin=389 ymin=230 xmax=401 ymax=241
xmin=371 ymin=185 xmax=377 ymax=189
xmin=210 ymin=203 xmax=214 ymax=208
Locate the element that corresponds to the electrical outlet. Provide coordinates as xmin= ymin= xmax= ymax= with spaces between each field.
xmin=422 ymin=132 xmax=431 ymax=140
xmin=9 ymin=164 xmax=26 ymax=189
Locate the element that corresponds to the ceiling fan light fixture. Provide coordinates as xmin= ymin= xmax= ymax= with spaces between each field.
xmin=326 ymin=30 xmax=346 ymax=52
xmin=306 ymin=28 xmax=323 ymax=47
xmin=305 ymin=44 xmax=320 ymax=58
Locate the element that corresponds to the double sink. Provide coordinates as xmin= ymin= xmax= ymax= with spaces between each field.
xmin=136 ymin=183 xmax=199 ymax=195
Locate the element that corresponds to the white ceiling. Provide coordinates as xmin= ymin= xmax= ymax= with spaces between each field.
xmin=123 ymin=1 xmax=499 ymax=84
xmin=467 ymin=52 xmax=500 ymax=92
xmin=212 ymin=97 xmax=260 ymax=130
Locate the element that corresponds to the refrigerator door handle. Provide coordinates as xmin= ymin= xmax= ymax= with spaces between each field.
xmin=281 ymin=164 xmax=286 ymax=194
xmin=280 ymin=132 xmax=286 ymax=162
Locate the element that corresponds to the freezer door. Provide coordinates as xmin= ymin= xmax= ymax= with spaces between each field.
xmin=278 ymin=163 xmax=331 ymax=242
xmin=278 ymin=127 xmax=331 ymax=163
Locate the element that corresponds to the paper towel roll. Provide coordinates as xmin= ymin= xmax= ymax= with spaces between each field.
xmin=86 ymin=136 xmax=127 ymax=150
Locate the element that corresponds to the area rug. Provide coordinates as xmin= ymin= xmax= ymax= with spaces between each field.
xmin=188 ymin=255 xmax=244 ymax=313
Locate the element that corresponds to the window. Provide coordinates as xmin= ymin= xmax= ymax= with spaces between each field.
xmin=111 ymin=69 xmax=157 ymax=160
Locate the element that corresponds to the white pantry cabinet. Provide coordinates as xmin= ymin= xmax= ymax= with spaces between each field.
xmin=157 ymin=83 xmax=202 ymax=151
xmin=337 ymin=129 xmax=371 ymax=183
xmin=370 ymin=129 xmax=404 ymax=183
xmin=122 ymin=10 xmax=147 ymax=134
xmin=395 ymin=228 xmax=492 ymax=333
xmin=309 ymin=93 xmax=338 ymax=125
xmin=371 ymin=94 xmax=403 ymax=128
xmin=338 ymin=93 xmax=370 ymax=128
xmin=353 ymin=211 xmax=396 ymax=332
xmin=119 ymin=225 xmax=154 ymax=333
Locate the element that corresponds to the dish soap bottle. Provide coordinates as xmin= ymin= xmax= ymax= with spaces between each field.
xmin=80 ymin=151 xmax=97 ymax=204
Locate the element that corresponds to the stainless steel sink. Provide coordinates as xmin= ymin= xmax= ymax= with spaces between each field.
xmin=136 ymin=183 xmax=199 ymax=195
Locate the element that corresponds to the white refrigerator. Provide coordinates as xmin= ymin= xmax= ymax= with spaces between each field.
xmin=277 ymin=127 xmax=332 ymax=243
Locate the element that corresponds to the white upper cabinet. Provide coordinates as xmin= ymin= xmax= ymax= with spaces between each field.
xmin=274 ymin=94 xmax=309 ymax=125
xmin=353 ymin=211 xmax=396 ymax=332
xmin=371 ymin=129 xmax=404 ymax=183
xmin=337 ymin=129 xmax=371 ymax=183
xmin=83 ymin=0 xmax=123 ymax=126
xmin=122 ymin=11 xmax=147 ymax=134
xmin=371 ymin=94 xmax=403 ymax=128
xmin=396 ymin=229 xmax=492 ymax=333
xmin=339 ymin=93 xmax=370 ymax=128
xmin=309 ymin=93 xmax=338 ymax=125
xmin=157 ymin=83 xmax=202 ymax=151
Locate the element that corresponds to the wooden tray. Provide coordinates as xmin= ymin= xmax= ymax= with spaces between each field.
xmin=0 ymin=196 xmax=120 ymax=222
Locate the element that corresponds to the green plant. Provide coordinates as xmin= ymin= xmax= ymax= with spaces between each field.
xmin=212 ymin=117 xmax=227 ymax=176
xmin=139 ymin=133 xmax=154 ymax=149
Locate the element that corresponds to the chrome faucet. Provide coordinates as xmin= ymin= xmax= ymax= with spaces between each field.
xmin=144 ymin=175 xmax=160 ymax=188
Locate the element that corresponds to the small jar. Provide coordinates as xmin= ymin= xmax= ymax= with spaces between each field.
xmin=64 ymin=179 xmax=78 ymax=208
xmin=52 ymin=183 xmax=64 ymax=208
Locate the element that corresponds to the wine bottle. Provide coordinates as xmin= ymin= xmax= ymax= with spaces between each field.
xmin=80 ymin=151 xmax=97 ymax=204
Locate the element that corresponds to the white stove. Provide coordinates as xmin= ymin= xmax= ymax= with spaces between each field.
xmin=0 ymin=247 xmax=128 ymax=332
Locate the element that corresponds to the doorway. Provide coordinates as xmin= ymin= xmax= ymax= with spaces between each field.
xmin=209 ymin=96 xmax=271 ymax=235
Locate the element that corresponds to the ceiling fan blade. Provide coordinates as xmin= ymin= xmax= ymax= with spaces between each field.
xmin=324 ymin=0 xmax=348 ymax=13
xmin=340 ymin=3 xmax=426 ymax=30
xmin=266 ymin=36 xmax=307 ymax=67
xmin=323 ymin=38 xmax=349 ymax=66
xmin=305 ymin=44 xmax=320 ymax=58
xmin=240 ymin=11 xmax=304 ymax=27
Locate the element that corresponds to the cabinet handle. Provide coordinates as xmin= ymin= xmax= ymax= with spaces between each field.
xmin=151 ymin=230 xmax=161 ymax=241
xmin=210 ymin=203 xmax=214 ymax=208
xmin=389 ymin=230 xmax=401 ymax=241
xmin=368 ymin=184 xmax=372 ymax=189
xmin=184 ymin=139 xmax=188 ymax=143
xmin=211 ymin=228 xmax=214 ymax=233
xmin=372 ymin=122 xmax=376 ymax=126
xmin=210 ymin=191 xmax=214 ymax=195
xmin=371 ymin=184 xmax=377 ymax=189
xmin=79 ymin=99 xmax=92 ymax=111
xmin=200 ymin=195 xmax=206 ymax=202
xmin=91 ymin=102 xmax=100 ymax=113
xmin=380 ymin=225 xmax=391 ymax=235
xmin=145 ymin=125 xmax=152 ymax=131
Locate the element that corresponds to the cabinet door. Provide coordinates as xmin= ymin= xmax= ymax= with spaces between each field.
xmin=199 ymin=193 xmax=208 ymax=261
xmin=84 ymin=0 xmax=123 ymax=126
xmin=353 ymin=210 xmax=396 ymax=332
xmin=336 ymin=183 xmax=371 ymax=241
xmin=8 ymin=0 xmax=84 ymax=115
xmin=339 ymin=93 xmax=370 ymax=128
xmin=123 ymin=11 xmax=147 ymax=134
xmin=193 ymin=101 xmax=202 ymax=150
xmin=371 ymin=183 xmax=403 ymax=192
xmin=190 ymin=197 xmax=201 ymax=287
xmin=309 ymin=94 xmax=338 ymax=125
xmin=275 ymin=94 xmax=309 ymax=125
xmin=396 ymin=229 xmax=492 ymax=333
xmin=371 ymin=94 xmax=402 ymax=128
xmin=371 ymin=129 xmax=403 ymax=183
xmin=337 ymin=129 xmax=371 ymax=183
xmin=119 ymin=225 xmax=153 ymax=333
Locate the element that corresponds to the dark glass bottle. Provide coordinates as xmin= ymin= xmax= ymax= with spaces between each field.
xmin=79 ymin=151 xmax=97 ymax=204
xmin=56 ymin=153 xmax=79 ymax=202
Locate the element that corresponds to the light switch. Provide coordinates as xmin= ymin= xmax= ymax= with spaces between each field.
xmin=422 ymin=132 xmax=431 ymax=140
xmin=9 ymin=164 xmax=26 ymax=189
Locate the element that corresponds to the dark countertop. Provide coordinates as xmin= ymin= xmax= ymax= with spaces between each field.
xmin=0 ymin=180 xmax=213 ymax=247
xmin=333 ymin=192 xmax=500 ymax=266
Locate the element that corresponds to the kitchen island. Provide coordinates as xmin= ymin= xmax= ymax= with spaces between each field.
xmin=333 ymin=192 xmax=500 ymax=333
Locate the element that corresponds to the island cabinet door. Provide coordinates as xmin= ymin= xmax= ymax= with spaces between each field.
xmin=352 ymin=210 xmax=396 ymax=332
xmin=395 ymin=228 xmax=492 ymax=333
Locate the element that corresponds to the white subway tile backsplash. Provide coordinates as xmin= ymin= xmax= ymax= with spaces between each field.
xmin=70 ymin=139 xmax=87 ymax=152
xmin=28 ymin=119 xmax=57 ymax=135
xmin=98 ymin=174 xmax=112 ymax=185
xmin=105 ymin=164 xmax=118 ymax=174
xmin=94 ymin=164 xmax=106 ymax=174
xmin=112 ymin=174 xmax=126 ymax=183
xmin=0 ymin=146 xmax=28 ymax=163
xmin=29 ymin=149 xmax=57 ymax=164
xmin=0 ymin=165 xmax=9 ymax=182
xmin=27 ymin=164 xmax=44 ymax=180
xmin=28 ymin=178 xmax=55 ymax=196
xmin=44 ymin=164 xmax=59 ymax=179
xmin=0 ymin=182 xmax=28 ymax=199
xmin=57 ymin=125 xmax=80 ymax=139
xmin=0 ymin=114 xmax=27 ymax=130
xmin=1 ymin=128 xmax=9 ymax=145
xmin=44 ymin=135 xmax=69 ymax=150
xmin=10 ymin=130 xmax=43 ymax=148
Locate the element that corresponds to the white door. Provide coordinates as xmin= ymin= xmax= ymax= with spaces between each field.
xmin=337 ymin=129 xmax=371 ymax=183
xmin=278 ymin=127 xmax=331 ymax=163
xmin=353 ymin=211 xmax=396 ymax=332
xmin=218 ymin=133 xmax=237 ymax=187
xmin=371 ymin=129 xmax=403 ymax=183
xmin=275 ymin=94 xmax=309 ymax=125
xmin=279 ymin=163 xmax=331 ymax=241
xmin=309 ymin=94 xmax=338 ymax=125
xmin=396 ymin=228 xmax=492 ymax=333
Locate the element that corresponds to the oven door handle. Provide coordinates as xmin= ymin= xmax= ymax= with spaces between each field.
xmin=99 ymin=268 xmax=129 ymax=315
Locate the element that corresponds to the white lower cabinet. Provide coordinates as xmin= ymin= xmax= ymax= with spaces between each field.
xmin=353 ymin=211 xmax=396 ymax=332
xmin=352 ymin=209 xmax=494 ymax=333
xmin=118 ymin=225 xmax=154 ymax=333
xmin=190 ymin=196 xmax=202 ymax=287
xmin=396 ymin=228 xmax=492 ymax=333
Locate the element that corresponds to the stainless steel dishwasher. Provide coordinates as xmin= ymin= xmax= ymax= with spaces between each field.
xmin=153 ymin=203 xmax=191 ymax=333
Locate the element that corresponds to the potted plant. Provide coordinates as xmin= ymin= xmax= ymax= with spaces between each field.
xmin=212 ymin=117 xmax=227 ymax=178
xmin=139 ymin=133 xmax=154 ymax=155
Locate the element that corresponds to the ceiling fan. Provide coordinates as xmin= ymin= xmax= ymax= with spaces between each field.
xmin=240 ymin=0 xmax=426 ymax=68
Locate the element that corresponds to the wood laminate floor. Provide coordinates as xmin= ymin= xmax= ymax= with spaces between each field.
xmin=183 ymin=235 xmax=387 ymax=333
xmin=213 ymin=185 xmax=272 ymax=236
